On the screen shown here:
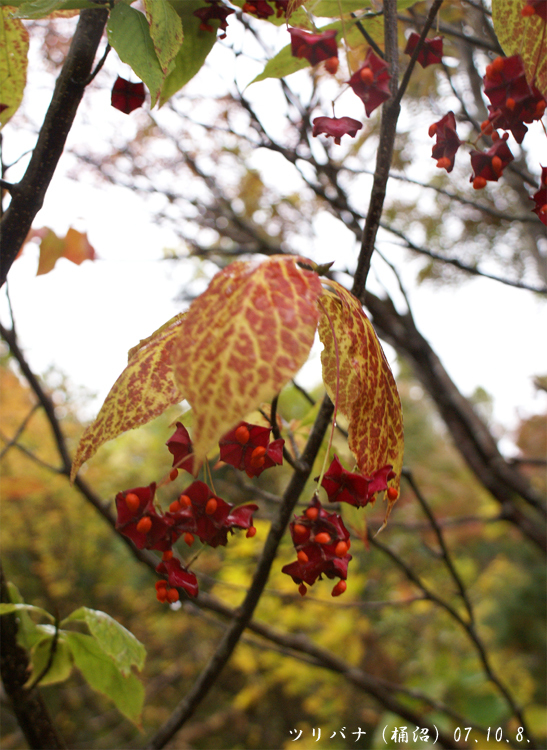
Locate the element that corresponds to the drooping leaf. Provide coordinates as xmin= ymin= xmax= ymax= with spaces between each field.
xmin=107 ymin=3 xmax=165 ymax=106
xmin=62 ymin=607 xmax=146 ymax=675
xmin=0 ymin=602 xmax=55 ymax=620
xmin=318 ymin=281 xmax=403 ymax=503
xmin=0 ymin=7 xmax=29 ymax=129
xmin=63 ymin=631 xmax=144 ymax=725
xmin=492 ymin=0 xmax=546 ymax=96
xmin=25 ymin=635 xmax=74 ymax=687
xmin=158 ymin=0 xmax=218 ymax=106
xmin=70 ymin=314 xmax=186 ymax=481
xmin=143 ymin=0 xmax=183 ymax=74
xmin=172 ymin=255 xmax=323 ymax=467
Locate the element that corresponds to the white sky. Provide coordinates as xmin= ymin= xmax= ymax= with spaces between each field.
xmin=1 ymin=14 xmax=546 ymax=457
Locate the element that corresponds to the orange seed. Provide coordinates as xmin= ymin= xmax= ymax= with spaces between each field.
xmin=235 ymin=424 xmax=250 ymax=444
xmin=136 ymin=516 xmax=152 ymax=534
xmin=125 ymin=493 xmax=140 ymax=513
xmin=331 ymin=580 xmax=347 ymax=597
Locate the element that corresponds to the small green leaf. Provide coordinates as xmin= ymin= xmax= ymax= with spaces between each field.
xmin=64 ymin=631 xmax=145 ymax=725
xmin=26 ymin=635 xmax=73 ymax=687
xmin=107 ymin=3 xmax=165 ymax=106
xmin=62 ymin=607 xmax=146 ymax=675
xmin=159 ymin=0 xmax=218 ymax=105
xmin=0 ymin=603 xmax=55 ymax=621
xmin=143 ymin=0 xmax=183 ymax=74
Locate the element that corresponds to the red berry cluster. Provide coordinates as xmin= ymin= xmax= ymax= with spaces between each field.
xmin=115 ymin=420 xmax=284 ymax=602
xmin=429 ymin=52 xmax=545 ymax=204
xmin=282 ymin=456 xmax=397 ymax=597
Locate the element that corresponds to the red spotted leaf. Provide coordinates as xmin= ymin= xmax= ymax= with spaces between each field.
xmin=71 ymin=314 xmax=186 ymax=481
xmin=172 ymin=255 xmax=322 ymax=468
xmin=318 ymin=281 xmax=403 ymax=518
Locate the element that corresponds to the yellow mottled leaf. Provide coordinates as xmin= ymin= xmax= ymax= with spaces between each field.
xmin=318 ymin=281 xmax=403 ymax=510
xmin=173 ymin=255 xmax=323 ymax=467
xmin=70 ymin=314 xmax=186 ymax=481
xmin=0 ymin=8 xmax=29 ymax=129
xmin=492 ymin=0 xmax=546 ymax=97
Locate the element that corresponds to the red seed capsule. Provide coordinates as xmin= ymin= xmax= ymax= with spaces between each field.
xmin=125 ymin=493 xmax=140 ymax=513
xmin=298 ymin=583 xmax=307 ymax=597
xmin=155 ymin=580 xmax=168 ymax=591
xmin=235 ymin=424 xmax=250 ymax=444
xmin=473 ymin=176 xmax=487 ymax=190
xmin=162 ymin=550 xmax=173 ymax=561
xmin=293 ymin=524 xmax=309 ymax=542
xmin=331 ymin=580 xmax=347 ymax=597
xmin=505 ymin=97 xmax=516 ymax=111
xmin=387 ymin=487 xmax=399 ymax=501
xmin=169 ymin=500 xmax=181 ymax=513
xmin=179 ymin=494 xmax=192 ymax=507
xmin=156 ymin=588 xmax=168 ymax=602
xmin=314 ymin=532 xmax=331 ymax=545
xmin=206 ymin=497 xmax=218 ymax=515
xmin=305 ymin=506 xmax=319 ymax=520
xmin=250 ymin=446 xmax=266 ymax=468
xmin=359 ymin=66 xmax=374 ymax=85
xmin=334 ymin=541 xmax=349 ymax=557
xmin=169 ymin=468 xmax=179 ymax=482
xmin=297 ymin=550 xmax=309 ymax=563
xmin=324 ymin=56 xmax=339 ymax=75
xmin=246 ymin=526 xmax=257 ymax=538
xmin=184 ymin=532 xmax=195 ymax=546
xmin=136 ymin=516 xmax=152 ymax=534
xmin=166 ymin=588 xmax=179 ymax=603
xmin=436 ymin=157 xmax=451 ymax=170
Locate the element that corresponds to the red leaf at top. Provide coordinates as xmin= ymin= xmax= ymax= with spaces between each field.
xmin=347 ymin=48 xmax=392 ymax=117
xmin=288 ymin=27 xmax=338 ymax=66
xmin=312 ymin=116 xmax=363 ymax=145
xmin=404 ymin=33 xmax=444 ymax=68
xmin=111 ymin=76 xmax=146 ymax=114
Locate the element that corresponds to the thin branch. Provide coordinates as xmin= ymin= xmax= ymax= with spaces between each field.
xmin=369 ymin=530 xmax=536 ymax=747
xmin=0 ymin=5 xmax=109 ymax=287
xmin=351 ymin=0 xmax=400 ymax=299
xmin=382 ymin=226 xmax=547 ymax=294
xmin=0 ymin=404 xmax=40 ymax=461
xmin=394 ymin=0 xmax=445 ymax=108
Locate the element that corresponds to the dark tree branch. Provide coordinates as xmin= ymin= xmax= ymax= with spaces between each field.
xmin=0 ymin=6 xmax=109 ymax=288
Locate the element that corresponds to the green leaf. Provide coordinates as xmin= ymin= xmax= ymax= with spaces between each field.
xmin=158 ymin=0 xmax=218 ymax=106
xmin=107 ymin=3 xmax=165 ymax=106
xmin=4 ymin=584 xmax=54 ymax=652
xmin=0 ymin=602 xmax=55 ymax=621
xmin=26 ymin=635 xmax=74 ymax=687
xmin=492 ymin=0 xmax=546 ymax=97
xmin=0 ymin=7 xmax=28 ymax=128
xmin=64 ymin=631 xmax=145 ymax=725
xmin=6 ymin=0 xmax=103 ymax=12
xmin=62 ymin=607 xmax=146 ymax=675
xmin=143 ymin=0 xmax=183 ymax=74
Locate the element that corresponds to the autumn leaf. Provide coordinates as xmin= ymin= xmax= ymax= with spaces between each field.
xmin=172 ymin=255 xmax=323 ymax=468
xmin=0 ymin=7 xmax=29 ymax=129
xmin=318 ymin=281 xmax=403 ymax=518
xmin=23 ymin=227 xmax=97 ymax=276
xmin=70 ymin=315 xmax=186 ymax=481
xmin=492 ymin=0 xmax=546 ymax=97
